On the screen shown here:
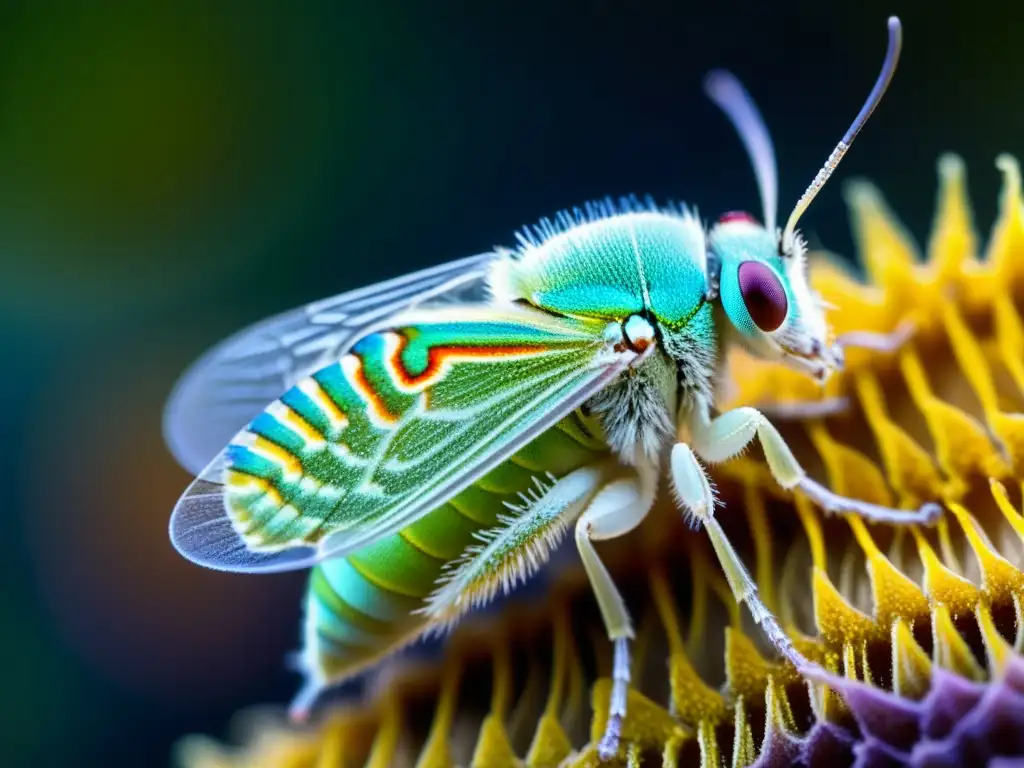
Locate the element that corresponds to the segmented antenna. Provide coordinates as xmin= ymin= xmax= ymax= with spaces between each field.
xmin=704 ymin=70 xmax=779 ymax=232
xmin=781 ymin=16 xmax=903 ymax=252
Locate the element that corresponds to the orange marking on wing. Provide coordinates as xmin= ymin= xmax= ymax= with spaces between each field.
xmin=279 ymin=405 xmax=327 ymax=446
xmin=301 ymin=378 xmax=349 ymax=432
xmin=226 ymin=471 xmax=284 ymax=504
xmin=344 ymin=355 xmax=402 ymax=426
xmin=225 ymin=471 xmax=284 ymax=530
xmin=251 ymin=436 xmax=303 ymax=475
xmin=388 ymin=330 xmax=550 ymax=389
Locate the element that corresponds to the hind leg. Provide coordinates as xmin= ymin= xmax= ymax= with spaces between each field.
xmin=573 ymin=468 xmax=657 ymax=760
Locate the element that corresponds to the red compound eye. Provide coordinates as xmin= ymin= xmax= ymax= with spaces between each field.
xmin=738 ymin=261 xmax=787 ymax=332
xmin=717 ymin=210 xmax=757 ymax=225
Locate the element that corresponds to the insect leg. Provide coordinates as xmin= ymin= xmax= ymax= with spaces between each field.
xmin=573 ymin=470 xmax=656 ymax=760
xmin=751 ymin=396 xmax=851 ymax=421
xmin=741 ymin=322 xmax=917 ymax=423
xmin=690 ymin=406 xmax=941 ymax=525
xmin=420 ymin=465 xmax=607 ymax=621
xmin=837 ymin=320 xmax=916 ymax=353
xmin=670 ymin=442 xmax=822 ymax=676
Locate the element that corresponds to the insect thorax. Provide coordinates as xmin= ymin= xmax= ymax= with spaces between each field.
xmin=490 ymin=201 xmax=719 ymax=461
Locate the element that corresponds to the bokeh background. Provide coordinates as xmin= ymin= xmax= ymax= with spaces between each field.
xmin=0 ymin=0 xmax=1019 ymax=765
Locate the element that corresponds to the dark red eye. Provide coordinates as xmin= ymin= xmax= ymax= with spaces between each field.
xmin=717 ymin=210 xmax=757 ymax=225
xmin=738 ymin=261 xmax=788 ymax=332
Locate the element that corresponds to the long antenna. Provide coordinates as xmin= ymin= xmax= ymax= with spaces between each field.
xmin=704 ymin=70 xmax=779 ymax=231
xmin=781 ymin=16 xmax=903 ymax=251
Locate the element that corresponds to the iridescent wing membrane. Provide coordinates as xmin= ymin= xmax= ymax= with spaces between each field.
xmin=169 ymin=265 xmax=630 ymax=574
xmin=164 ymin=253 xmax=497 ymax=477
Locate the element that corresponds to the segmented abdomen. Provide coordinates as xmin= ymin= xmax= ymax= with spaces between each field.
xmin=297 ymin=409 xmax=607 ymax=695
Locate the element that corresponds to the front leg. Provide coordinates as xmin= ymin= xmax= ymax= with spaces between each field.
xmin=836 ymin=319 xmax=916 ymax=354
xmin=670 ymin=442 xmax=822 ymax=676
xmin=691 ymin=406 xmax=941 ymax=525
xmin=753 ymin=397 xmax=851 ymax=422
xmin=747 ymin=322 xmax=916 ymax=421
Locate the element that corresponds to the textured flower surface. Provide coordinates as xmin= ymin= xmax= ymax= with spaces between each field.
xmin=176 ymin=154 xmax=1024 ymax=768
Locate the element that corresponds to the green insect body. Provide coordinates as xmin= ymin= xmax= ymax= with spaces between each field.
xmin=299 ymin=408 xmax=608 ymax=706
xmin=167 ymin=17 xmax=938 ymax=759
xmin=257 ymin=206 xmax=716 ymax=714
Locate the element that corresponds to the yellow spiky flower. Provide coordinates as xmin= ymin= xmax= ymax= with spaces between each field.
xmin=175 ymin=154 xmax=1024 ymax=768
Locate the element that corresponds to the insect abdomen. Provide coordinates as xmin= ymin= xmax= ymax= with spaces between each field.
xmin=297 ymin=410 xmax=607 ymax=695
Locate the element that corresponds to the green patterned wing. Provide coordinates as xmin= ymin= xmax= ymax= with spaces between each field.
xmin=170 ymin=305 xmax=632 ymax=573
xmin=164 ymin=252 xmax=496 ymax=476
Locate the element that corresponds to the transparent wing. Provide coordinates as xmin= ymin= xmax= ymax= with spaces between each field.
xmin=164 ymin=252 xmax=497 ymax=476
xmin=169 ymin=305 xmax=631 ymax=574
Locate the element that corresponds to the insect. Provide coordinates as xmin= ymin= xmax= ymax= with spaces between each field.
xmin=166 ymin=16 xmax=940 ymax=760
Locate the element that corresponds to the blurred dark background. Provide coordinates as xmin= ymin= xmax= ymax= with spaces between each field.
xmin=0 ymin=0 xmax=1018 ymax=765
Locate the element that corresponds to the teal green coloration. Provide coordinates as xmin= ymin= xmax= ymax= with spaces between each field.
xmin=280 ymin=387 xmax=337 ymax=440
xmin=317 ymin=558 xmax=421 ymax=623
xmin=711 ymin=223 xmax=800 ymax=338
xmin=173 ymin=194 xmax=837 ymax=714
xmin=500 ymin=200 xmax=723 ymax=422
xmin=168 ymin=23 xmax=904 ymax=745
xmin=249 ymin=412 xmax=306 ymax=456
xmin=221 ymin=307 xmax=612 ymax=558
xmin=349 ymin=333 xmax=418 ymax=416
xmin=310 ymin=363 xmax=374 ymax=430
xmin=506 ymin=201 xmax=707 ymax=330
xmin=291 ymin=200 xmax=785 ymax=695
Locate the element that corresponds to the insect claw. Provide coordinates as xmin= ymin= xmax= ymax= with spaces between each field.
xmin=798 ymin=475 xmax=942 ymax=526
xmin=288 ymin=680 xmax=321 ymax=725
xmin=597 ymin=716 xmax=623 ymax=761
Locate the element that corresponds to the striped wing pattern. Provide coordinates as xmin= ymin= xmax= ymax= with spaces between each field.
xmin=163 ymin=253 xmax=496 ymax=476
xmin=170 ymin=306 xmax=627 ymax=573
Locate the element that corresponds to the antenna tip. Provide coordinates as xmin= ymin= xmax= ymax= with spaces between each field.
xmin=702 ymin=69 xmax=736 ymax=97
xmin=887 ymin=16 xmax=903 ymax=41
xmin=884 ymin=17 xmax=904 ymax=73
